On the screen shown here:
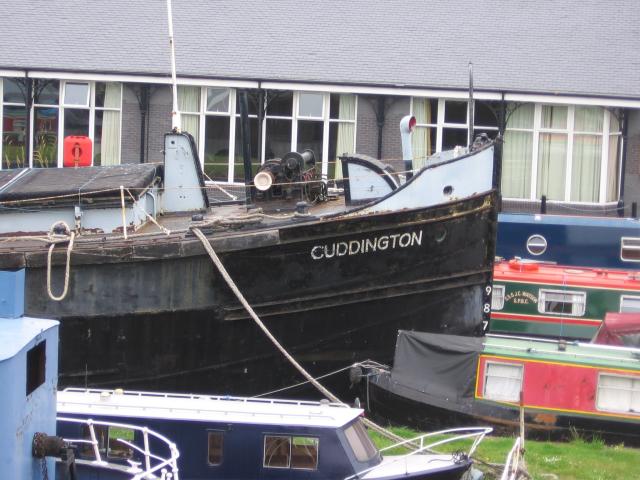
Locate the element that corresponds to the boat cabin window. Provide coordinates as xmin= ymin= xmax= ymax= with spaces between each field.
xmin=207 ymin=431 xmax=224 ymax=466
xmin=483 ymin=361 xmax=523 ymax=402
xmin=621 ymin=237 xmax=640 ymax=262
xmin=620 ymin=295 xmax=640 ymax=313
xmin=263 ymin=435 xmax=319 ymax=470
xmin=344 ymin=419 xmax=378 ymax=462
xmin=596 ymin=373 xmax=640 ymax=415
xmin=80 ymin=424 xmax=134 ymax=459
xmin=538 ymin=289 xmax=586 ymax=316
xmin=491 ymin=285 xmax=505 ymax=311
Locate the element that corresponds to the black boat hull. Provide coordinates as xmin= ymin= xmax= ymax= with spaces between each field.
xmin=18 ymin=192 xmax=497 ymax=396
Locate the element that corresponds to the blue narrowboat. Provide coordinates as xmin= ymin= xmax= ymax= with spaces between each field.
xmin=57 ymin=388 xmax=492 ymax=480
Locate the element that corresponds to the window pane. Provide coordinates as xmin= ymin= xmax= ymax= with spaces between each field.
xmin=3 ymin=78 xmax=25 ymax=104
xmin=574 ymin=106 xmax=603 ymax=133
xmin=208 ymin=432 xmax=224 ymax=465
xmin=597 ymin=374 xmax=634 ymax=413
xmin=412 ymin=97 xmax=437 ymax=125
xmin=502 ymin=130 xmax=532 ymax=198
xmin=291 ymin=437 xmax=318 ymax=470
xmin=298 ymin=92 xmax=323 ymax=118
xmin=442 ymin=128 xmax=467 ymax=150
xmin=329 ymin=121 xmax=355 ymax=179
xmin=207 ymin=88 xmax=230 ymax=113
xmin=621 ymin=296 xmax=640 ymax=313
xmin=475 ymin=101 xmax=498 ymax=128
xmin=610 ymin=112 xmax=621 ymax=133
xmin=64 ymin=82 xmax=90 ymax=106
xmin=178 ymin=86 xmax=200 ymax=113
xmin=484 ymin=362 xmax=523 ymax=402
xmin=444 ymin=101 xmax=467 ymax=124
xmin=607 ymin=134 xmax=620 ymax=202
xmin=64 ymin=108 xmax=90 ymax=137
xmin=33 ymin=107 xmax=58 ymax=168
xmin=297 ymin=120 xmax=323 ymax=162
xmin=96 ymin=82 xmax=122 ymax=109
xmin=234 ymin=117 xmax=260 ymax=182
xmin=267 ymin=91 xmax=293 ymax=117
xmin=34 ymin=80 xmax=60 ymax=105
xmin=571 ymin=134 xmax=601 ymax=202
xmin=344 ymin=420 xmax=377 ymax=462
xmin=264 ymin=436 xmax=290 ymax=468
xmin=412 ymin=126 xmax=436 ymax=169
xmin=621 ymin=238 xmax=640 ymax=262
xmin=330 ymin=94 xmax=356 ymax=120
xmin=491 ymin=285 xmax=505 ymax=310
xmin=537 ymin=133 xmax=567 ymax=200
xmin=541 ymin=105 xmax=567 ymax=129
xmin=107 ymin=426 xmax=134 ymax=459
xmin=265 ymin=118 xmax=291 ymax=159
xmin=539 ymin=290 xmax=586 ymax=316
xmin=204 ymin=116 xmax=230 ymax=181
xmin=2 ymin=105 xmax=27 ymax=169
xmin=235 ymin=89 xmax=260 ymax=116
xmin=506 ymin=103 xmax=534 ymax=130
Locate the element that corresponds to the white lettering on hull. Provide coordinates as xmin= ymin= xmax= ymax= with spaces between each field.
xmin=311 ymin=230 xmax=423 ymax=260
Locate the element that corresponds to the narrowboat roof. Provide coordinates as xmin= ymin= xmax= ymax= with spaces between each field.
xmin=494 ymin=259 xmax=640 ymax=291
xmin=57 ymin=388 xmax=362 ymax=428
xmin=0 ymin=317 xmax=59 ymax=361
xmin=484 ymin=334 xmax=640 ymax=370
xmin=498 ymin=213 xmax=640 ymax=228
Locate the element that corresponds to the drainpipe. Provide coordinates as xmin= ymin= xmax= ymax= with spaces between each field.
xmin=618 ymin=110 xmax=628 ymax=217
xmin=238 ymin=90 xmax=254 ymax=204
xmin=24 ymin=74 xmax=33 ymax=166
xmin=376 ymin=96 xmax=386 ymax=159
xmin=400 ymin=115 xmax=416 ymax=180
xmin=257 ymin=86 xmax=264 ymax=164
xmin=138 ymin=85 xmax=150 ymax=163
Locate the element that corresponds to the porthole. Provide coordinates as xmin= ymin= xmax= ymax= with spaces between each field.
xmin=443 ymin=185 xmax=453 ymax=196
xmin=526 ymin=234 xmax=547 ymax=256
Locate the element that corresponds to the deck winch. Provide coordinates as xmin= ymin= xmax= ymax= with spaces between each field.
xmin=253 ymin=149 xmax=326 ymax=204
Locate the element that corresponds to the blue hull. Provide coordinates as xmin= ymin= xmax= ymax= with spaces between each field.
xmin=497 ymin=213 xmax=640 ymax=269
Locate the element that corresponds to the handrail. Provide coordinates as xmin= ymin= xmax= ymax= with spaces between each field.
xmin=57 ymin=416 xmax=180 ymax=480
xmin=500 ymin=437 xmax=523 ymax=480
xmin=345 ymin=427 xmax=492 ymax=480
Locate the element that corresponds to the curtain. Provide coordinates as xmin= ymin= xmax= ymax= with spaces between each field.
xmin=100 ymin=83 xmax=122 ymax=166
xmin=537 ymin=133 xmax=567 ymax=200
xmin=571 ymin=107 xmax=604 ymax=202
xmin=334 ymin=94 xmax=356 ymax=179
xmin=178 ymin=86 xmax=200 ymax=147
xmin=607 ymin=114 xmax=621 ymax=202
xmin=411 ymin=97 xmax=432 ymax=170
xmin=501 ymin=103 xmax=534 ymax=198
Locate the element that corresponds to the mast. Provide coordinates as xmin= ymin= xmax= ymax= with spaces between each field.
xmin=166 ymin=0 xmax=181 ymax=131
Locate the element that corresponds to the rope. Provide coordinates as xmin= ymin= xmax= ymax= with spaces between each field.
xmin=46 ymin=221 xmax=75 ymax=302
xmin=190 ymin=227 xmax=411 ymax=448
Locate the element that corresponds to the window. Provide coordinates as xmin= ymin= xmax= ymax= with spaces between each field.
xmin=621 ymin=237 xmax=640 ymax=262
xmin=596 ymin=373 xmax=640 ymax=414
xmin=526 ymin=234 xmax=548 ymax=256
xmin=502 ymin=103 xmax=621 ymax=203
xmin=538 ymin=289 xmax=586 ymax=316
xmin=483 ymin=361 xmax=523 ymax=402
xmin=26 ymin=341 xmax=46 ymax=395
xmin=491 ymin=285 xmax=505 ymax=311
xmin=80 ymin=425 xmax=134 ymax=459
xmin=263 ymin=435 xmax=319 ymax=470
xmin=620 ymin=295 xmax=640 ymax=313
xmin=207 ymin=431 xmax=224 ymax=465
xmin=0 ymin=78 xmax=122 ymax=169
xmin=343 ymin=419 xmax=378 ymax=462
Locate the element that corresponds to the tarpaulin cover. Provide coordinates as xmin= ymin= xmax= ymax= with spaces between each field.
xmin=591 ymin=312 xmax=640 ymax=347
xmin=390 ymin=330 xmax=484 ymax=402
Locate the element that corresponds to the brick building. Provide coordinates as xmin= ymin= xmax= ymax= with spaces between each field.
xmin=1 ymin=0 xmax=639 ymax=213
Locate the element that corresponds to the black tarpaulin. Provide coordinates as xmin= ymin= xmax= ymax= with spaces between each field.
xmin=390 ymin=330 xmax=483 ymax=402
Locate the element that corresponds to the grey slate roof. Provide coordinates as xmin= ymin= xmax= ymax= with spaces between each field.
xmin=1 ymin=1 xmax=639 ymax=99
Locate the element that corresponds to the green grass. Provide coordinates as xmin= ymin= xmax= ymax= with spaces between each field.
xmin=369 ymin=427 xmax=640 ymax=480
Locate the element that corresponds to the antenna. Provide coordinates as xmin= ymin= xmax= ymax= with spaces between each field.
xmin=467 ymin=62 xmax=474 ymax=148
xmin=166 ymin=0 xmax=181 ymax=131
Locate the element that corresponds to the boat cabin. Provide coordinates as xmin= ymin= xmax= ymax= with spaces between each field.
xmin=490 ymin=258 xmax=640 ymax=339
xmin=57 ymin=388 xmax=483 ymax=480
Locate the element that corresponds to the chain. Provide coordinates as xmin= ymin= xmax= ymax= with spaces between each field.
xmin=40 ymin=457 xmax=49 ymax=480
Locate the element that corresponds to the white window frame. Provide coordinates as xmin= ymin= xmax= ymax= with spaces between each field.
xmin=620 ymin=295 xmax=640 ymax=313
xmin=505 ymin=103 xmax=622 ymax=204
xmin=620 ymin=237 xmax=640 ymax=263
xmin=595 ymin=372 xmax=640 ymax=415
xmin=0 ymin=78 xmax=29 ymax=169
xmin=491 ymin=284 xmax=505 ymax=311
xmin=483 ymin=361 xmax=524 ymax=402
xmin=537 ymin=288 xmax=587 ymax=317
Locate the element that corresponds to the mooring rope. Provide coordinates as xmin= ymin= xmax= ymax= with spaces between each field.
xmin=190 ymin=227 xmax=410 ymax=447
xmin=46 ymin=221 xmax=75 ymax=302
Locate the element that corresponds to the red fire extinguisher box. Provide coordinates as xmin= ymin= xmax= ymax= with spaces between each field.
xmin=63 ymin=136 xmax=92 ymax=167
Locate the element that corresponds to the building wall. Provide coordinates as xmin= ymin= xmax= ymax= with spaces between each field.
xmin=624 ymin=109 xmax=640 ymax=216
xmin=121 ymin=84 xmax=141 ymax=164
xmin=148 ymin=86 xmax=173 ymax=163
xmin=355 ymin=97 xmax=378 ymax=158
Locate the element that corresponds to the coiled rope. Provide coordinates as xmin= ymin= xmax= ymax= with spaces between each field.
xmin=46 ymin=221 xmax=75 ymax=302
xmin=191 ymin=226 xmax=410 ymax=447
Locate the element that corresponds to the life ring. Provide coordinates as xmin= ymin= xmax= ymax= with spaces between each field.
xmin=508 ymin=258 xmax=539 ymax=272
